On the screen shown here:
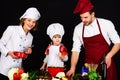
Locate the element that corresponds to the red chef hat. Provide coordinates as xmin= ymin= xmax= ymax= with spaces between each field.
xmin=73 ymin=0 xmax=94 ymax=14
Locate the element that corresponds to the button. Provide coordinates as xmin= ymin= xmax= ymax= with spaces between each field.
xmin=19 ymin=44 xmax=22 ymax=47
xmin=13 ymin=60 xmax=16 ymax=62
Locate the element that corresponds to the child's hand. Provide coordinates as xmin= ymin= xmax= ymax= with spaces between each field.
xmin=59 ymin=45 xmax=68 ymax=56
xmin=58 ymin=52 xmax=68 ymax=61
xmin=58 ymin=52 xmax=64 ymax=60
xmin=40 ymin=66 xmax=45 ymax=71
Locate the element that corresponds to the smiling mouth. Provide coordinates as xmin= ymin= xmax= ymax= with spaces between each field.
xmin=27 ymin=25 xmax=33 ymax=29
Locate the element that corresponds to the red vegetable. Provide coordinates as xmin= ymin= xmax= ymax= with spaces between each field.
xmin=13 ymin=72 xmax=21 ymax=80
xmin=14 ymin=52 xmax=27 ymax=59
xmin=18 ymin=68 xmax=24 ymax=75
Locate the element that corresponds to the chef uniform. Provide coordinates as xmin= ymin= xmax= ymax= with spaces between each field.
xmin=42 ymin=23 xmax=68 ymax=77
xmin=72 ymin=0 xmax=120 ymax=80
xmin=44 ymin=44 xmax=68 ymax=67
xmin=0 ymin=7 xmax=40 ymax=79
xmin=44 ymin=23 xmax=68 ymax=67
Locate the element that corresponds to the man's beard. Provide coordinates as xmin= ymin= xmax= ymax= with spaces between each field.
xmin=84 ymin=20 xmax=92 ymax=26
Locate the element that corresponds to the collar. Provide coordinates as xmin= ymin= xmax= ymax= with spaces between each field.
xmin=90 ymin=18 xmax=97 ymax=27
xmin=19 ymin=25 xmax=30 ymax=36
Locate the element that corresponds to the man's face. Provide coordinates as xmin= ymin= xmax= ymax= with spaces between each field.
xmin=80 ymin=12 xmax=94 ymax=26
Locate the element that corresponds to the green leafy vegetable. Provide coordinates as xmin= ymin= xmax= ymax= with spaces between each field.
xmin=88 ymin=70 xmax=101 ymax=80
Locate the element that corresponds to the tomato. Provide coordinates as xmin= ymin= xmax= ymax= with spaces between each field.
xmin=18 ymin=68 xmax=24 ymax=75
xmin=13 ymin=73 xmax=21 ymax=80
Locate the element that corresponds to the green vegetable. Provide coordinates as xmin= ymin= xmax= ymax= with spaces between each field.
xmin=88 ymin=70 xmax=101 ymax=80
xmin=28 ymin=70 xmax=38 ymax=80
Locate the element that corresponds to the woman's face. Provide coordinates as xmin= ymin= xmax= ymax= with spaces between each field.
xmin=23 ymin=18 xmax=37 ymax=32
xmin=52 ymin=34 xmax=62 ymax=45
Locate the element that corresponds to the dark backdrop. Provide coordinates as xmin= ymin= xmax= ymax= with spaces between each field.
xmin=1 ymin=0 xmax=120 ymax=79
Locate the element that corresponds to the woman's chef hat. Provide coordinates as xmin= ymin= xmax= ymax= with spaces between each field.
xmin=47 ymin=23 xmax=65 ymax=39
xmin=20 ymin=7 xmax=41 ymax=20
xmin=73 ymin=0 xmax=94 ymax=14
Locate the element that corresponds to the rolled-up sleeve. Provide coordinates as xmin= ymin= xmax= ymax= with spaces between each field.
xmin=71 ymin=26 xmax=83 ymax=53
xmin=106 ymin=20 xmax=120 ymax=44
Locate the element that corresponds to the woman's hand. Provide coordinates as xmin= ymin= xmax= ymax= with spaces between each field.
xmin=8 ymin=51 xmax=19 ymax=59
xmin=24 ymin=47 xmax=32 ymax=54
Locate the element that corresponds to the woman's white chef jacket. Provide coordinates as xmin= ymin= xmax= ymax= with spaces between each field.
xmin=0 ymin=25 xmax=33 ymax=76
xmin=72 ymin=18 xmax=120 ymax=53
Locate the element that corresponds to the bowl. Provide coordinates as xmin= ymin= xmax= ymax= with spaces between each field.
xmin=14 ymin=51 xmax=27 ymax=59
xmin=47 ymin=67 xmax=66 ymax=77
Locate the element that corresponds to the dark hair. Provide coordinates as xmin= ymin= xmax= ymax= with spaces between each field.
xmin=89 ymin=8 xmax=95 ymax=14
xmin=19 ymin=18 xmax=39 ymax=31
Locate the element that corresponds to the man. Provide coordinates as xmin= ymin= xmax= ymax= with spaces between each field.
xmin=66 ymin=0 xmax=120 ymax=80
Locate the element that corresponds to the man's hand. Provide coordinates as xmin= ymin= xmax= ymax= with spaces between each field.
xmin=105 ymin=55 xmax=112 ymax=68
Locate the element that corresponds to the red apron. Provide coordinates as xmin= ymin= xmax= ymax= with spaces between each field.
xmin=82 ymin=19 xmax=117 ymax=80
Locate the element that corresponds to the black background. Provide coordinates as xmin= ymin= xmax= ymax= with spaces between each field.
xmin=1 ymin=0 xmax=120 ymax=79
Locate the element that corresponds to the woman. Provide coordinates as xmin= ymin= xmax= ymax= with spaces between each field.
xmin=0 ymin=7 xmax=41 ymax=79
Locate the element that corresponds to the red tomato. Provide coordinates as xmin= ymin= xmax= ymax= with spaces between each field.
xmin=13 ymin=73 xmax=21 ymax=80
xmin=18 ymin=68 xmax=24 ymax=75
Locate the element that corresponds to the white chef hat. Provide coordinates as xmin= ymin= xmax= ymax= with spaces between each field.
xmin=47 ymin=23 xmax=65 ymax=39
xmin=20 ymin=7 xmax=41 ymax=20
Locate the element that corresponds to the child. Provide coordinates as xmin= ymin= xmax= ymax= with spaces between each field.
xmin=40 ymin=23 xmax=68 ymax=76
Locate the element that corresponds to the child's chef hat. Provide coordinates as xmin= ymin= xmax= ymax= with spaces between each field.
xmin=47 ymin=23 xmax=65 ymax=39
xmin=20 ymin=7 xmax=41 ymax=20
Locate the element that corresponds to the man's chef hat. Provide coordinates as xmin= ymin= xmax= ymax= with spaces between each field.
xmin=47 ymin=23 xmax=65 ymax=39
xmin=20 ymin=7 xmax=41 ymax=20
xmin=73 ymin=0 xmax=94 ymax=14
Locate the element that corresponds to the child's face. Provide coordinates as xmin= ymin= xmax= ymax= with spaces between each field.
xmin=52 ymin=34 xmax=62 ymax=45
